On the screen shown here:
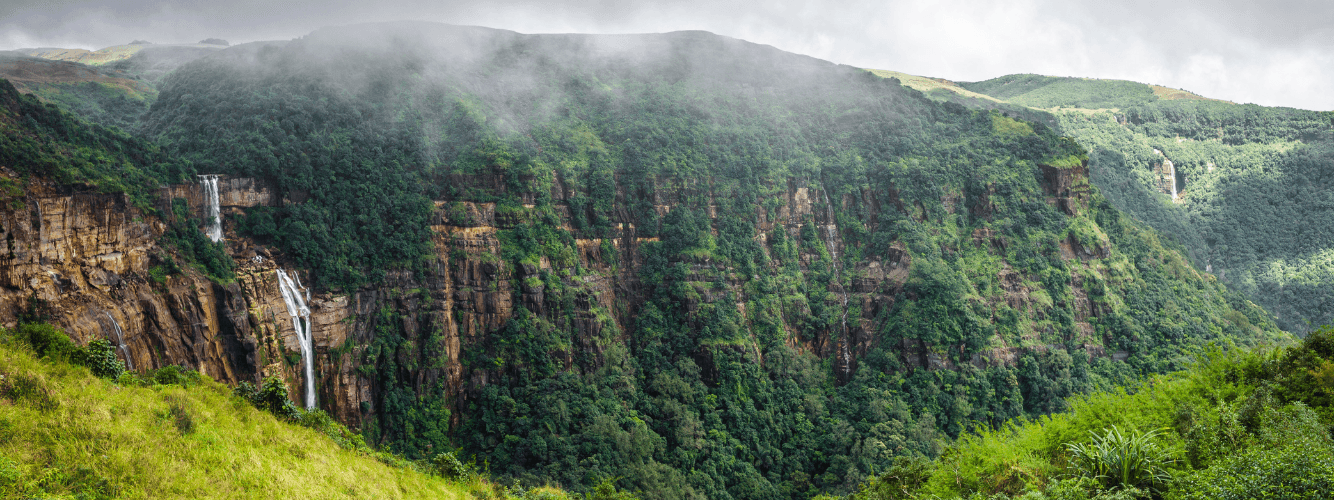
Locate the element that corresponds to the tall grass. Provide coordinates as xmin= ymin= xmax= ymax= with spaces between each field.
xmin=0 ymin=335 xmax=468 ymax=499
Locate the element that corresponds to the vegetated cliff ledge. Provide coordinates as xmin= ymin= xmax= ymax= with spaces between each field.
xmin=0 ymin=153 xmax=1270 ymax=432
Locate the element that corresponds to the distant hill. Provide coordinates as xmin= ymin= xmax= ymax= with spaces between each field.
xmin=0 ymin=52 xmax=155 ymax=130
xmin=959 ymin=73 xmax=1225 ymax=110
xmin=872 ymin=70 xmax=1334 ymax=333
xmin=1 ymin=43 xmax=224 ymax=129
xmin=14 ymin=42 xmax=222 ymax=66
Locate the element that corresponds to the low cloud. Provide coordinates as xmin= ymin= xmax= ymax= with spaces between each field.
xmin=2 ymin=0 xmax=1331 ymax=110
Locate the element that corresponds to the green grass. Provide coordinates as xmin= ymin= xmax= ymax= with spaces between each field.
xmin=864 ymin=69 xmax=1005 ymax=104
xmin=959 ymin=74 xmax=1159 ymax=110
xmin=0 ymin=335 xmax=480 ymax=499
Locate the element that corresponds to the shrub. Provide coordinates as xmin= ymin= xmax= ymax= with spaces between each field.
xmin=1169 ymin=444 xmax=1334 ymax=500
xmin=15 ymin=323 xmax=81 ymax=362
xmin=150 ymin=364 xmax=202 ymax=387
xmin=430 ymin=451 xmax=476 ymax=480
xmin=83 ymin=339 xmax=125 ymax=380
xmin=234 ymin=377 xmax=301 ymax=421
xmin=850 ymin=456 xmax=933 ymax=500
xmin=1065 ymin=426 xmax=1172 ymax=494
xmin=1 ymin=323 xmax=122 ymax=380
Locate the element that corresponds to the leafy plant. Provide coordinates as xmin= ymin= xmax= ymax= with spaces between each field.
xmin=82 ymin=339 xmax=125 ymax=380
xmin=233 ymin=376 xmax=301 ymax=421
xmin=430 ymin=451 xmax=477 ymax=481
xmin=1065 ymin=426 xmax=1172 ymax=494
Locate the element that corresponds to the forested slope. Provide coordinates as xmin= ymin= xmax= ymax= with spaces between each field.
xmin=848 ymin=326 xmax=1334 ymax=500
xmin=107 ymin=23 xmax=1289 ymax=499
xmin=950 ymin=74 xmax=1334 ymax=333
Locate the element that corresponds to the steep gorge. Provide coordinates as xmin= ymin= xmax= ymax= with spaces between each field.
xmin=0 ymin=23 xmax=1291 ymax=499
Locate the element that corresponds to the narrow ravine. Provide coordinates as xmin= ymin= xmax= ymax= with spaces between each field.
xmin=819 ymin=183 xmax=852 ymax=380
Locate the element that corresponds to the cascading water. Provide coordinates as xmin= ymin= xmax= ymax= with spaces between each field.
xmin=198 ymin=175 xmax=223 ymax=242
xmin=1167 ymin=159 xmax=1178 ymax=202
xmin=276 ymin=269 xmax=316 ymax=409
xmin=103 ymin=312 xmax=133 ymax=370
xmin=819 ymin=184 xmax=852 ymax=378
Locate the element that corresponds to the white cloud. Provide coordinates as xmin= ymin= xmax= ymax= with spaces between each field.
xmin=2 ymin=0 xmax=1331 ymax=110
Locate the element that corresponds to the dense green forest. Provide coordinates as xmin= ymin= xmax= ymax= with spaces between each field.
xmin=0 ymin=78 xmax=232 ymax=282
xmin=955 ymin=75 xmax=1334 ymax=333
xmin=847 ymin=326 xmax=1334 ymax=499
xmin=8 ymin=24 xmax=1325 ymax=499
xmin=117 ymin=24 xmax=1286 ymax=499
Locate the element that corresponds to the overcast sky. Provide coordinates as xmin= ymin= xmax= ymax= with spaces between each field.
xmin=3 ymin=0 xmax=1332 ymax=110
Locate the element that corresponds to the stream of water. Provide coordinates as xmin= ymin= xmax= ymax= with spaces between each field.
xmin=199 ymin=175 xmax=223 ymax=242
xmin=818 ymin=185 xmax=851 ymax=378
xmin=103 ymin=312 xmax=133 ymax=370
xmin=275 ymin=269 xmax=316 ymax=409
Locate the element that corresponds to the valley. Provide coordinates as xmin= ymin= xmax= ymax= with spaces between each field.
xmin=0 ymin=21 xmax=1330 ymax=500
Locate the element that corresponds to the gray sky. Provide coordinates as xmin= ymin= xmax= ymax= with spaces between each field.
xmin=3 ymin=0 xmax=1332 ymax=110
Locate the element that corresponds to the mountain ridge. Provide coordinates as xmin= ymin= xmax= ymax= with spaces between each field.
xmin=0 ymin=22 xmax=1302 ymax=498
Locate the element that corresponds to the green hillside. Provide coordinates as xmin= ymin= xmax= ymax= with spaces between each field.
xmin=0 ymin=23 xmax=1308 ymax=499
xmin=957 ymin=74 xmax=1219 ymax=111
xmin=847 ymin=327 xmax=1334 ymax=499
xmin=127 ymin=23 xmax=1287 ymax=498
xmin=0 ymin=325 xmax=482 ymax=499
xmin=886 ymin=73 xmax=1334 ymax=333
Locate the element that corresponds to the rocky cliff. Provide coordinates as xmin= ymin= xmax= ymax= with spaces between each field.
xmin=1 ymin=157 xmax=1137 ymax=430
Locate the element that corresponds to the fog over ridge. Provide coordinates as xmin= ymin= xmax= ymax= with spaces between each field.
xmin=2 ymin=0 xmax=1332 ymax=110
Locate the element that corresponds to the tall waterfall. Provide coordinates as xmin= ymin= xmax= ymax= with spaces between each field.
xmin=276 ymin=269 xmax=316 ymax=409
xmin=818 ymin=185 xmax=851 ymax=378
xmin=103 ymin=312 xmax=133 ymax=370
xmin=199 ymin=175 xmax=223 ymax=242
xmin=1167 ymin=160 xmax=1178 ymax=202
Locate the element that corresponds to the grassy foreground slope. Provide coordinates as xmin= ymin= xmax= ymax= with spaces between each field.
xmin=0 ymin=328 xmax=470 ymax=499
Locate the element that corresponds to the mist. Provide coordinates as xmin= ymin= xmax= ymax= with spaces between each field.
xmin=2 ymin=0 xmax=1332 ymax=110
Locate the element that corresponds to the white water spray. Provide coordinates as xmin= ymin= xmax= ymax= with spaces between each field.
xmin=819 ymin=185 xmax=852 ymax=378
xmin=199 ymin=175 xmax=223 ymax=242
xmin=276 ymin=269 xmax=316 ymax=409
xmin=103 ymin=312 xmax=133 ymax=370
xmin=1167 ymin=159 xmax=1177 ymax=202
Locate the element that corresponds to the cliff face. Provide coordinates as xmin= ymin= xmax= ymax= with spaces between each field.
xmin=0 ymin=159 xmax=1129 ymax=430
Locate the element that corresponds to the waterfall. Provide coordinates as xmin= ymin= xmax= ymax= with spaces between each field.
xmin=818 ymin=185 xmax=852 ymax=378
xmin=276 ymin=269 xmax=316 ymax=409
xmin=1167 ymin=160 xmax=1177 ymax=202
xmin=103 ymin=312 xmax=133 ymax=370
xmin=198 ymin=175 xmax=223 ymax=242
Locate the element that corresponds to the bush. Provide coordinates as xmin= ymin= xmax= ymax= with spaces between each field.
xmin=1 ymin=323 xmax=123 ymax=380
xmin=850 ymin=456 xmax=933 ymax=500
xmin=83 ymin=339 xmax=125 ymax=380
xmin=1169 ymin=444 xmax=1334 ymax=499
xmin=15 ymin=323 xmax=81 ymax=362
xmin=1066 ymin=426 xmax=1172 ymax=494
xmin=234 ymin=377 xmax=301 ymax=421
xmin=430 ymin=451 xmax=476 ymax=481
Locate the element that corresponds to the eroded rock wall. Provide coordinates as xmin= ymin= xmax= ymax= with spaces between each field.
xmin=0 ymin=163 xmax=1099 ymax=431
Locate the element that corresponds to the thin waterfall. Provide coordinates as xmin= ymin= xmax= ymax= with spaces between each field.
xmin=103 ymin=312 xmax=133 ymax=370
xmin=198 ymin=175 xmax=223 ymax=242
xmin=1167 ymin=160 xmax=1178 ymax=202
xmin=275 ymin=269 xmax=316 ymax=409
xmin=818 ymin=184 xmax=851 ymax=378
